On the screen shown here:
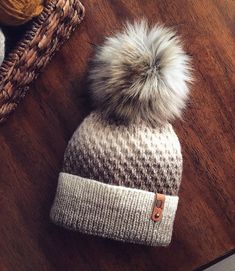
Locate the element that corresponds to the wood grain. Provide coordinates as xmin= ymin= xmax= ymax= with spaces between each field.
xmin=0 ymin=0 xmax=234 ymax=270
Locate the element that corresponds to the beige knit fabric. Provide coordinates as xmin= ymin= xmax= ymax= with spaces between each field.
xmin=50 ymin=112 xmax=182 ymax=245
xmin=63 ymin=112 xmax=182 ymax=195
xmin=50 ymin=173 xmax=179 ymax=246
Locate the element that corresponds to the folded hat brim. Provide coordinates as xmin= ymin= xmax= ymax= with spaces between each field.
xmin=50 ymin=172 xmax=179 ymax=246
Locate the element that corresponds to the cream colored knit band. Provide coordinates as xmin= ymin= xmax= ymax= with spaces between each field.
xmin=50 ymin=173 xmax=179 ymax=246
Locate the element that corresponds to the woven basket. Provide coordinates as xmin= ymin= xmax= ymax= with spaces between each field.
xmin=0 ymin=0 xmax=85 ymax=123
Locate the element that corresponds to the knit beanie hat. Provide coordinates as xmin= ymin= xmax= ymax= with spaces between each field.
xmin=0 ymin=29 xmax=5 ymax=66
xmin=50 ymin=21 xmax=192 ymax=246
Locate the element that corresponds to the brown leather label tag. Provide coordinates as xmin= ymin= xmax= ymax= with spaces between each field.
xmin=151 ymin=193 xmax=165 ymax=222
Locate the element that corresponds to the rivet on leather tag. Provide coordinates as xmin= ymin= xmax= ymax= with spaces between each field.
xmin=151 ymin=193 xmax=165 ymax=222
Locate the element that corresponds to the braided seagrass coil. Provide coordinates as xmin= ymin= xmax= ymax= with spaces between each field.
xmin=0 ymin=0 xmax=85 ymax=123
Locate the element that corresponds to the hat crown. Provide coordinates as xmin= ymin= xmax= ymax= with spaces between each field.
xmin=63 ymin=112 xmax=182 ymax=195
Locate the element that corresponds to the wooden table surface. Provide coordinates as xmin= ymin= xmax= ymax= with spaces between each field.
xmin=0 ymin=1 xmax=234 ymax=270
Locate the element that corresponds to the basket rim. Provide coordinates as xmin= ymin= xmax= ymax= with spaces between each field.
xmin=0 ymin=0 xmax=85 ymax=79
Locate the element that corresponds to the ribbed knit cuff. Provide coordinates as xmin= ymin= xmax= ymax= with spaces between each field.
xmin=50 ymin=173 xmax=179 ymax=246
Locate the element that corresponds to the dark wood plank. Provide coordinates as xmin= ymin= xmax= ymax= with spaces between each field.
xmin=0 ymin=1 xmax=234 ymax=270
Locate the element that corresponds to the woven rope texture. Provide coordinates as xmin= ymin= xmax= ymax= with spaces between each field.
xmin=0 ymin=0 xmax=85 ymax=123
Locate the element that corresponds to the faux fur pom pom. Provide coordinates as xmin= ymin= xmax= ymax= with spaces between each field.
xmin=89 ymin=20 xmax=192 ymax=125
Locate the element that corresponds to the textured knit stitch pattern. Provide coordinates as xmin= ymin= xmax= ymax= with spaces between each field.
xmin=63 ymin=112 xmax=182 ymax=195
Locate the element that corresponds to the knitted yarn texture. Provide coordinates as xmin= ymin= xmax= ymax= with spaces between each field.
xmin=0 ymin=0 xmax=45 ymax=26
xmin=63 ymin=113 xmax=182 ymax=195
xmin=50 ymin=20 xmax=192 ymax=246
xmin=50 ymin=112 xmax=181 ymax=246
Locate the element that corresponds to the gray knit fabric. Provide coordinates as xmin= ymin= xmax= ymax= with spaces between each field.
xmin=50 ymin=173 xmax=179 ymax=246
xmin=50 ymin=112 xmax=182 ymax=246
xmin=0 ymin=29 xmax=5 ymax=66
